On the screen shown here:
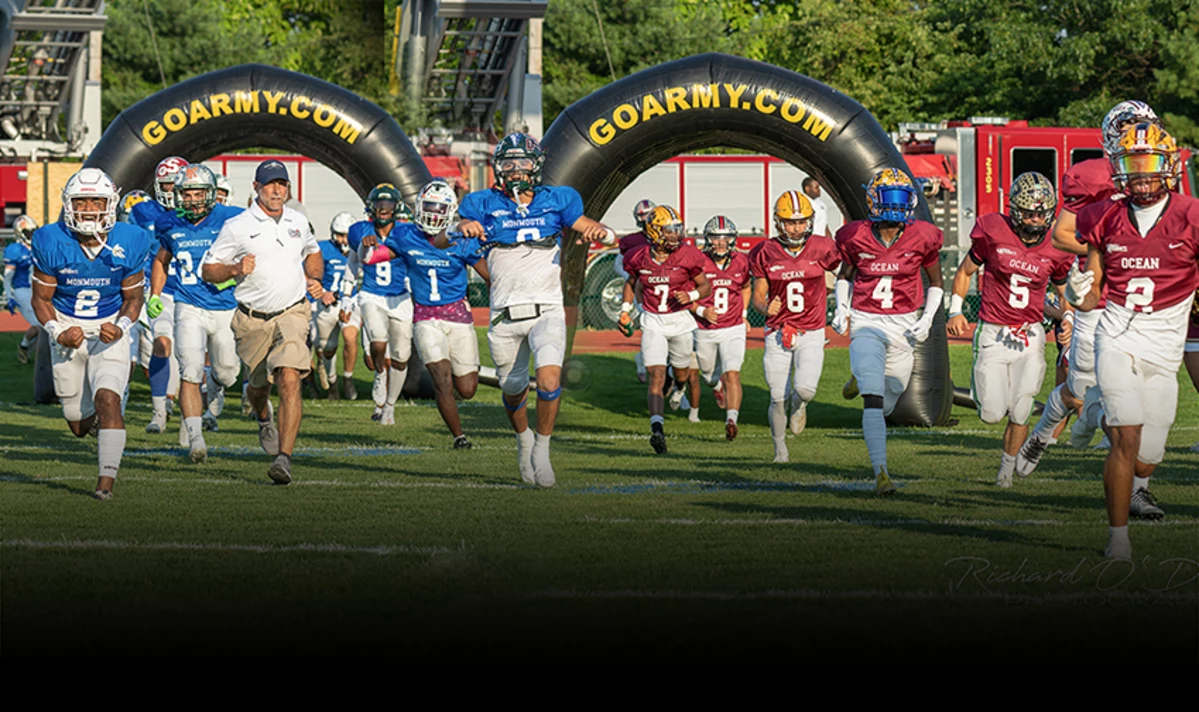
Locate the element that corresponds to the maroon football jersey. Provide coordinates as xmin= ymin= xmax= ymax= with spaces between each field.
xmin=835 ymin=219 xmax=943 ymax=315
xmin=619 ymin=231 xmax=649 ymax=257
xmin=624 ymin=243 xmax=709 ymax=314
xmin=696 ymin=251 xmax=751 ymax=330
xmin=969 ymin=213 xmax=1072 ymax=325
xmin=1078 ymin=194 xmax=1199 ymax=313
xmin=750 ymin=236 xmax=841 ymax=332
xmin=1061 ymin=158 xmax=1116 ymax=215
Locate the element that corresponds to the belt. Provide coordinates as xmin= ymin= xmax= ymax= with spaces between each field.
xmin=238 ymin=298 xmax=305 ymax=321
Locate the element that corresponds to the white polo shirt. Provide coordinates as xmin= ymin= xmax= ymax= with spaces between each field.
xmin=203 ymin=200 xmax=319 ymax=312
xmin=809 ymin=194 xmax=829 ymax=237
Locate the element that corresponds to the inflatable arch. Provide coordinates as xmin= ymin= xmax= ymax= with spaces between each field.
xmin=83 ymin=64 xmax=432 ymax=204
xmin=542 ymin=53 xmax=953 ymax=426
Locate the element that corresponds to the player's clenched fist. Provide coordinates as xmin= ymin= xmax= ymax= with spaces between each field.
xmin=58 ymin=325 xmax=85 ymax=348
xmin=767 ymin=296 xmax=782 ymax=317
xmin=946 ymin=313 xmax=968 ymax=337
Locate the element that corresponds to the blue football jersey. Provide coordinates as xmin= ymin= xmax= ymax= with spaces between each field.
xmin=319 ymin=240 xmax=356 ymax=296
xmin=31 ymin=221 xmax=152 ymax=320
xmin=347 ymin=220 xmax=408 ymax=297
xmin=132 ymin=200 xmax=179 ymax=296
xmin=384 ymin=226 xmax=485 ymax=307
xmin=456 ymin=185 xmax=585 ymax=246
xmin=155 ymin=204 xmax=244 ymax=310
xmin=4 ymin=241 xmax=32 ymax=289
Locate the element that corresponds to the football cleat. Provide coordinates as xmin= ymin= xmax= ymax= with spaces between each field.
xmin=875 ymin=468 xmax=897 ymax=496
xmin=189 ymin=439 xmax=208 ymax=464
xmin=453 ymin=435 xmax=472 ymax=450
xmin=267 ymin=455 xmax=293 ymax=485
xmin=380 ymin=405 xmax=396 ymax=426
xmin=201 ymin=412 xmax=219 ymax=432
xmin=650 ymin=430 xmax=667 ymax=454
xmin=16 ymin=342 xmax=29 ymax=364
xmin=1104 ymin=537 xmax=1132 ymax=560
xmin=789 ymin=399 xmax=807 ymax=436
xmin=326 ymin=384 xmax=340 ymax=401
xmin=317 ymin=365 xmax=330 ymax=392
xmin=725 ymin=419 xmax=738 ymax=441
xmin=145 ymin=411 xmax=167 ymax=434
xmin=996 ymin=469 xmax=1013 ymax=489
xmin=342 ymin=378 xmax=358 ymax=400
xmin=713 ymin=383 xmax=726 ymax=410
xmin=258 ymin=420 xmax=280 ymax=457
xmin=371 ymin=406 xmax=383 ymax=422
xmin=1129 ymin=488 xmax=1164 ymax=520
xmin=1014 ymin=435 xmax=1049 ymax=477
xmin=242 ymin=383 xmax=252 ymax=416
xmin=208 ymin=383 xmax=225 ymax=418
xmin=841 ymin=376 xmax=859 ymax=400
xmin=688 ymin=410 xmax=701 ymax=424
xmin=772 ymin=442 xmax=789 ymax=464
xmin=93 ymin=489 xmax=113 ymax=501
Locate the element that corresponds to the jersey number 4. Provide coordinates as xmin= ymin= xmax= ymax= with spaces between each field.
xmin=871 ymin=276 xmax=893 ymax=309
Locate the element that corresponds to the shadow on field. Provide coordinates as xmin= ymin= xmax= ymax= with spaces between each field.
xmin=0 ymin=471 xmax=97 ymax=498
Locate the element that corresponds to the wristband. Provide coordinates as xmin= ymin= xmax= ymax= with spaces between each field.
xmin=621 ymin=301 xmax=633 ymax=314
xmin=948 ymin=293 xmax=964 ymax=316
xmin=1062 ymin=311 xmax=1075 ymax=323
xmin=43 ymin=319 xmax=59 ymax=340
xmin=116 ymin=316 xmax=133 ymax=334
xmin=687 ymin=290 xmax=700 ymax=302
xmin=742 ymin=309 xmax=748 ymax=320
xmin=696 ymin=306 xmax=706 ymax=318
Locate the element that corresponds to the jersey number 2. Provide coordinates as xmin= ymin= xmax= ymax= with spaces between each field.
xmin=74 ymin=289 xmax=100 ymax=317
xmin=1126 ymin=277 xmax=1154 ymax=313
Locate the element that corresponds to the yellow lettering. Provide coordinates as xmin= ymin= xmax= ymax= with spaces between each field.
xmin=612 ymin=103 xmax=638 ymax=130
xmin=754 ymin=88 xmax=778 ymax=115
xmin=188 ymin=99 xmax=212 ymax=124
xmin=641 ymin=94 xmax=666 ymax=121
xmin=141 ymin=121 xmax=166 ymax=146
xmin=664 ymin=87 xmax=690 ymax=113
xmin=313 ymin=104 xmax=336 ymax=128
xmin=234 ymin=91 xmax=259 ymax=113
xmin=162 ymin=108 xmax=187 ymax=132
xmin=589 ymin=118 xmax=615 ymax=145
xmin=802 ymin=112 xmax=833 ymax=141
xmin=333 ymin=117 xmax=361 ymax=144
xmin=780 ymin=97 xmax=805 ymax=123
xmin=209 ymin=93 xmax=232 ymax=117
xmin=291 ymin=95 xmax=312 ymax=120
xmin=262 ymin=91 xmax=285 ymax=114
xmin=690 ymin=83 xmax=719 ymax=109
xmin=723 ymin=83 xmax=748 ymax=109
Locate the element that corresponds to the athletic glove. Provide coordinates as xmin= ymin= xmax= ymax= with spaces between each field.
xmin=147 ymin=294 xmax=164 ymax=319
xmin=5 ymin=299 xmax=15 ymax=315
xmin=1065 ymin=264 xmax=1094 ymax=307
xmin=618 ymin=310 xmax=635 ymax=338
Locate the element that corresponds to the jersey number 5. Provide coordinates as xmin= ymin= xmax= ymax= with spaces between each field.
xmin=1008 ymin=274 xmax=1031 ymax=309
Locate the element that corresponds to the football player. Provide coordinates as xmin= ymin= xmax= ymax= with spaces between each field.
xmin=620 ymin=205 xmax=711 ymax=454
xmin=833 ymin=168 xmax=944 ymax=495
xmin=215 ymin=174 xmax=234 ymax=206
xmin=946 ymin=172 xmax=1072 ymax=487
xmin=347 ymin=183 xmax=413 ymax=426
xmin=135 ymin=156 xmax=189 ymax=437
xmin=751 ymin=192 xmax=841 ymax=461
xmin=311 ymin=211 xmax=361 ymax=400
xmin=6 ymin=214 xmax=39 ymax=363
xmin=151 ymin=165 xmax=244 ymax=462
xmin=362 ymin=180 xmax=490 ymax=448
xmin=30 ymin=168 xmax=152 ymax=500
xmin=456 ymin=132 xmax=614 ymax=486
xmin=1067 ymin=123 xmax=1198 ymax=558
xmin=691 ymin=216 xmax=750 ymax=439
xmin=1016 ymin=101 xmax=1169 ymax=521
xmin=613 ymin=198 xmax=656 ymax=383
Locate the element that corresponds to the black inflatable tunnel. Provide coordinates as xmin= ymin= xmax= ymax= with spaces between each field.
xmin=542 ymin=52 xmax=953 ymax=427
xmin=83 ymin=64 xmax=432 ymax=206
xmin=69 ymin=64 xmax=438 ymax=400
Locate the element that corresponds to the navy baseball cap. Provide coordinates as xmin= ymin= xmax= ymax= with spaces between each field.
xmin=255 ymin=159 xmax=290 ymax=185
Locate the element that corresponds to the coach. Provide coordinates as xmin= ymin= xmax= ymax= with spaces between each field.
xmin=201 ymin=159 xmax=324 ymax=485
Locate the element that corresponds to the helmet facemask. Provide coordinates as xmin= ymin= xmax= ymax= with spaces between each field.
xmin=415 ymin=180 xmax=459 ymax=236
xmin=1007 ymin=171 xmax=1057 ymax=245
xmin=1110 ymin=123 xmax=1180 ymax=207
xmin=775 ymin=217 xmax=812 ymax=249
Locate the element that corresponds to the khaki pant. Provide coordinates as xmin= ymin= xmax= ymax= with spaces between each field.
xmin=231 ymin=300 xmax=312 ymax=388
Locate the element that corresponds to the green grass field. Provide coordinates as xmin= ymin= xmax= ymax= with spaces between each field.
xmin=2 ymin=330 xmax=1196 ymax=660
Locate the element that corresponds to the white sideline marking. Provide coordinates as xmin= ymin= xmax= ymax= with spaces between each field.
xmin=0 ymin=474 xmax=521 ymax=490
xmin=1 ymin=538 xmax=458 ymax=556
xmin=530 ymin=588 xmax=1199 ymax=603
xmin=580 ymin=516 xmax=1069 ymax=527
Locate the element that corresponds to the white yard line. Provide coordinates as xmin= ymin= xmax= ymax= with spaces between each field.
xmin=1 ymin=538 xmax=459 ymax=556
xmin=529 ymin=588 xmax=1198 ymax=603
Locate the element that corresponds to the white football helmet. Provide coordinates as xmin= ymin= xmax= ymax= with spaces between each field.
xmin=62 ymin=168 xmax=120 ymax=237
xmin=154 ymin=156 xmax=188 ymax=208
xmin=415 ymin=179 xmax=458 ymax=235
xmin=215 ymin=173 xmax=234 ymax=205
xmin=13 ymin=214 xmax=38 ymax=246
xmin=1101 ymin=101 xmax=1160 ymax=156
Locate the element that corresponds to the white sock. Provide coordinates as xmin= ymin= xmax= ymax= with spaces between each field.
xmin=167 ymin=351 xmax=180 ymax=397
xmin=689 ymin=407 xmax=700 ymax=419
xmin=323 ymin=356 xmax=336 ymax=382
xmin=768 ymin=399 xmax=786 ymax=445
xmin=1079 ymin=387 xmax=1104 ymax=431
xmin=343 ymin=370 xmax=353 ymax=381
xmin=185 ymin=416 xmax=204 ymax=447
xmin=863 ymin=408 xmax=887 ymax=474
xmin=386 ymin=366 xmax=406 ymax=406
xmin=1032 ymin=385 xmax=1069 ymax=440
xmin=999 ymin=452 xmax=1016 ymax=478
xmin=372 ymin=370 xmax=387 ymax=406
xmin=1134 ymin=476 xmax=1150 ymax=491
xmin=517 ymin=428 xmax=536 ymax=475
xmin=533 ymin=432 xmax=551 ymax=463
xmin=1109 ymin=524 xmax=1129 ymax=544
xmin=650 ymin=414 xmax=664 ymax=426
xmin=19 ymin=335 xmax=32 ymax=348
xmin=152 ymin=395 xmax=167 ymax=416
xmin=727 ymin=408 xmax=739 ymax=424
xmin=97 ymin=429 xmax=126 ymax=481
